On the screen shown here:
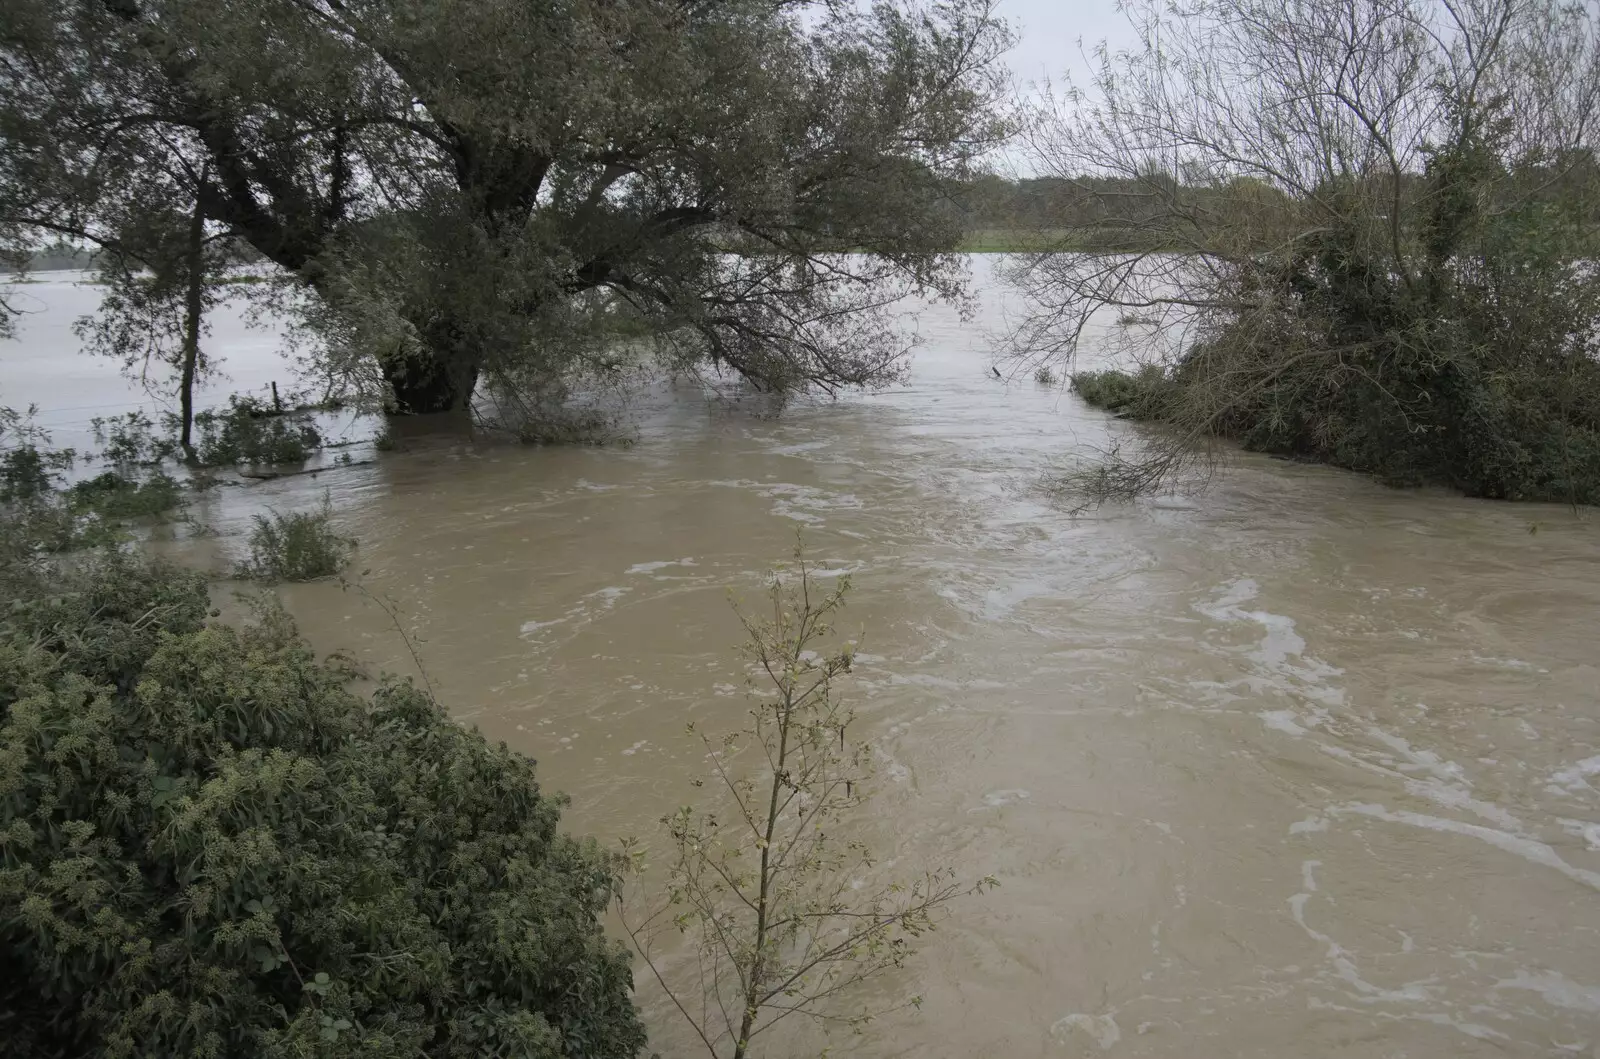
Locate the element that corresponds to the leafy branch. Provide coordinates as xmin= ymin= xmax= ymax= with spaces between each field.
xmin=617 ymin=541 xmax=993 ymax=1058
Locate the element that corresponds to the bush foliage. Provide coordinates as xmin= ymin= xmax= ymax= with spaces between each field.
xmin=193 ymin=397 xmax=323 ymax=468
xmin=66 ymin=471 xmax=184 ymax=521
xmin=1 ymin=409 xmax=74 ymax=505
xmin=1014 ymin=0 xmax=1600 ymax=505
xmin=0 ymin=550 xmax=645 ymax=1058
xmin=238 ymin=499 xmax=351 ymax=582
xmin=1071 ymin=368 xmax=1172 ymax=419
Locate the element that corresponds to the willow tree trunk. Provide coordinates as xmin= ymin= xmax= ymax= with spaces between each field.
xmin=386 ymin=316 xmax=482 ymax=414
xmin=178 ymin=185 xmax=206 ymax=460
xmin=384 ymin=356 xmax=478 ymax=414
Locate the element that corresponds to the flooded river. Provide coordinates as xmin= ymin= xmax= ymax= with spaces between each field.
xmin=6 ymin=262 xmax=1600 ymax=1056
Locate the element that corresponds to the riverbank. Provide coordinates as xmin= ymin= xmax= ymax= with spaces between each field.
xmin=1072 ymin=361 xmax=1600 ymax=505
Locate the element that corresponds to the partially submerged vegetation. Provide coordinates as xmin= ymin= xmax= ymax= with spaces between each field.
xmin=1071 ymin=368 xmax=1170 ymax=419
xmin=0 ymin=415 xmax=646 ymax=1054
xmin=619 ymin=546 xmax=989 ymax=1057
xmin=65 ymin=470 xmax=183 ymax=520
xmin=1 ymin=402 xmax=354 ymax=578
xmin=192 ymin=397 xmax=324 ymax=467
xmin=0 ymin=409 xmax=184 ymax=553
xmin=238 ymin=496 xmax=352 ymax=582
xmin=1011 ymin=0 xmax=1600 ymax=505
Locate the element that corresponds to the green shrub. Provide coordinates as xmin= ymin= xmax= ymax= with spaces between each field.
xmin=1145 ymin=226 xmax=1600 ymax=503
xmin=0 ymin=445 xmax=69 ymax=504
xmin=0 ymin=552 xmax=646 ymax=1058
xmin=1071 ymin=366 xmax=1173 ymax=418
xmin=1034 ymin=365 xmax=1058 ymax=386
xmin=237 ymin=497 xmax=351 ymax=582
xmin=0 ymin=409 xmax=74 ymax=504
xmin=193 ymin=397 xmax=323 ymax=467
xmin=66 ymin=471 xmax=184 ymax=520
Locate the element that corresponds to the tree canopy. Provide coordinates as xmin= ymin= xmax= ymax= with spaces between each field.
xmin=2 ymin=0 xmax=1012 ymax=413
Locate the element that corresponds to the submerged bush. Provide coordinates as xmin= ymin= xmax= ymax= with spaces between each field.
xmin=1072 ymin=367 xmax=1173 ymax=418
xmin=90 ymin=411 xmax=178 ymax=467
xmin=193 ymin=396 xmax=323 ymax=467
xmin=66 ymin=470 xmax=183 ymax=520
xmin=0 ymin=550 xmax=646 ymax=1058
xmin=238 ymin=497 xmax=351 ymax=581
xmin=0 ymin=409 xmax=74 ymax=504
xmin=1 ymin=411 xmax=180 ymax=554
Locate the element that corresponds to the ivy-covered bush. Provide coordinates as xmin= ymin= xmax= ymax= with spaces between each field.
xmin=0 ymin=552 xmax=644 ymax=1058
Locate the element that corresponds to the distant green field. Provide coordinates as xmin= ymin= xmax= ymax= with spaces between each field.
xmin=957 ymin=229 xmax=1082 ymax=252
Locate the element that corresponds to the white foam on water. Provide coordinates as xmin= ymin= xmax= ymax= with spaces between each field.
xmin=588 ymin=585 xmax=630 ymax=606
xmin=1194 ymin=579 xmax=1346 ymax=713
xmin=969 ymin=788 xmax=1030 ymax=811
xmin=1289 ymin=874 xmax=1438 ymax=1004
xmin=1559 ymin=818 xmax=1600 ymax=851
xmin=1468 ymin=654 xmax=1545 ymax=672
xmin=1365 ymin=727 xmax=1466 ymax=784
xmin=765 ymin=440 xmax=831 ymax=456
xmin=1495 ymin=969 xmax=1600 ymax=1013
xmin=1195 ymin=579 xmax=1307 ymax=666
xmin=1402 ymin=776 xmax=1524 ymax=832
xmin=807 ymin=566 xmax=858 ymax=579
xmin=1050 ymin=1012 xmax=1121 ymax=1050
xmin=982 ymin=579 xmax=1056 ymax=620
xmin=1548 ymin=755 xmax=1600 ymax=796
xmin=704 ymin=480 xmax=864 ymax=524
xmin=890 ymin=672 xmax=1010 ymax=691
xmin=626 ymin=558 xmax=697 ymax=574
xmin=873 ymin=745 xmax=911 ymax=784
xmin=1313 ymin=727 xmax=1525 ymax=835
xmin=1408 ymin=1012 xmax=1507 ymax=1041
xmin=1261 ymin=710 xmax=1308 ymax=736
xmin=1331 ymin=803 xmax=1600 ymax=891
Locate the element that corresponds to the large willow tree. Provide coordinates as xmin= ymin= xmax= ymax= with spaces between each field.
xmin=2 ymin=0 xmax=1011 ymax=413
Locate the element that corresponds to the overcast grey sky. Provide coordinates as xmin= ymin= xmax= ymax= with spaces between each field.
xmin=985 ymin=0 xmax=1138 ymax=172
xmin=997 ymin=0 xmax=1138 ymax=92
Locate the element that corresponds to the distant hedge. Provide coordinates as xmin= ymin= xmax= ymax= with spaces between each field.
xmin=0 ymin=551 xmax=644 ymax=1058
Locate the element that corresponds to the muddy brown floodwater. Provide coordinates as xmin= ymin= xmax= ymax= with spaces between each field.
xmin=7 ymin=261 xmax=1600 ymax=1057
